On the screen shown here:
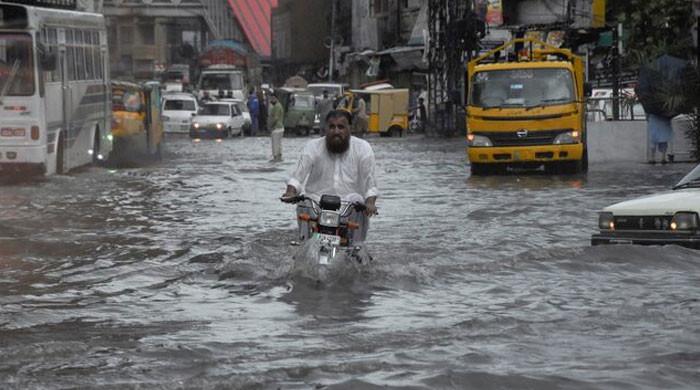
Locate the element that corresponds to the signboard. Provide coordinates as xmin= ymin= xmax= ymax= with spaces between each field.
xmin=2 ymin=0 xmax=77 ymax=9
xmin=475 ymin=0 xmax=503 ymax=27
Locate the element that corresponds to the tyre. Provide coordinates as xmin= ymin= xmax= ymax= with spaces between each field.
xmin=56 ymin=132 xmax=65 ymax=174
xmin=92 ymin=127 xmax=101 ymax=165
xmin=389 ymin=126 xmax=402 ymax=137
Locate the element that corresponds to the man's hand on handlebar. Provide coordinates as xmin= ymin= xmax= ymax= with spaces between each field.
xmin=280 ymin=185 xmax=299 ymax=203
xmin=365 ymin=196 xmax=378 ymax=217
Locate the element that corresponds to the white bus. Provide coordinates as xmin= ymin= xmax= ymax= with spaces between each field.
xmin=0 ymin=0 xmax=111 ymax=175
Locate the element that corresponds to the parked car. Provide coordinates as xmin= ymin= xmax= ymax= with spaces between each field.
xmin=218 ymin=98 xmax=251 ymax=134
xmin=591 ymin=163 xmax=700 ymax=249
xmin=162 ymin=93 xmax=199 ymax=134
xmin=190 ymin=102 xmax=244 ymax=138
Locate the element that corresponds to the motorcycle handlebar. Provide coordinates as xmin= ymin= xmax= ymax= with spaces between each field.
xmin=281 ymin=194 xmax=368 ymax=214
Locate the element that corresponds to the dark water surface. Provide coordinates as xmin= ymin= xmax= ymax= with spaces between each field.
xmin=1 ymin=135 xmax=699 ymax=389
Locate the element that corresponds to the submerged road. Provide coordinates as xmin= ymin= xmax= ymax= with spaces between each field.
xmin=1 ymin=134 xmax=699 ymax=389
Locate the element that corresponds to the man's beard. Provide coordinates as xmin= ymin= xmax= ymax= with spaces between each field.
xmin=326 ymin=134 xmax=350 ymax=154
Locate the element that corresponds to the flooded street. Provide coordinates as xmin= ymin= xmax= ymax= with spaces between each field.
xmin=1 ymin=134 xmax=699 ymax=389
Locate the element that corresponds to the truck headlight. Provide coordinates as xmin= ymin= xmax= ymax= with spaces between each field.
xmin=319 ymin=211 xmax=340 ymax=227
xmin=599 ymin=212 xmax=614 ymax=230
xmin=467 ymin=134 xmax=493 ymax=147
xmin=553 ymin=131 xmax=580 ymax=145
xmin=670 ymin=212 xmax=699 ymax=231
xmin=216 ymin=123 xmax=224 ymax=130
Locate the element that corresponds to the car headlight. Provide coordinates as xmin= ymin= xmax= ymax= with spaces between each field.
xmin=161 ymin=115 xmax=171 ymax=122
xmin=670 ymin=212 xmax=699 ymax=231
xmin=216 ymin=123 xmax=223 ymax=130
xmin=319 ymin=211 xmax=340 ymax=227
xmin=553 ymin=131 xmax=581 ymax=145
xmin=599 ymin=212 xmax=614 ymax=230
xmin=467 ymin=134 xmax=493 ymax=147
xmin=192 ymin=122 xmax=200 ymax=129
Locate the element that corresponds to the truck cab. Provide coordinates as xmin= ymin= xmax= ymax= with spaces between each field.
xmin=466 ymin=38 xmax=588 ymax=175
xmin=196 ymin=64 xmax=245 ymax=101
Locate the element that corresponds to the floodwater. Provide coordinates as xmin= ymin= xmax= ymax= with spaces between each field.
xmin=1 ymin=134 xmax=699 ymax=389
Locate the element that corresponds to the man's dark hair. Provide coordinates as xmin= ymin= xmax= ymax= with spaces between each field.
xmin=325 ymin=109 xmax=352 ymax=125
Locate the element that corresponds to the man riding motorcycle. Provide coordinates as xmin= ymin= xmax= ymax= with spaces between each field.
xmin=281 ymin=110 xmax=378 ymax=242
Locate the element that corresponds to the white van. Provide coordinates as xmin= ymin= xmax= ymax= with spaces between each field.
xmin=162 ymin=93 xmax=199 ymax=134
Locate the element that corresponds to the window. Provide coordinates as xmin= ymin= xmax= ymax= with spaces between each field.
xmin=138 ymin=24 xmax=154 ymax=45
xmin=119 ymin=26 xmax=133 ymax=45
xmin=370 ymin=0 xmax=389 ymax=17
xmin=0 ymin=33 xmax=35 ymax=96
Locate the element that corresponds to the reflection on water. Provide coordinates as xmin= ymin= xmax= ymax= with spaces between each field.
xmin=1 ymin=135 xmax=699 ymax=389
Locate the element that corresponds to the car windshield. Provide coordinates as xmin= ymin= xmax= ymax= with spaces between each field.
xmin=674 ymin=163 xmax=700 ymax=189
xmin=293 ymin=94 xmax=314 ymax=108
xmin=201 ymin=104 xmax=230 ymax=116
xmin=199 ymin=72 xmax=243 ymax=91
xmin=0 ymin=33 xmax=35 ymax=97
xmin=470 ymin=68 xmax=574 ymax=108
xmin=164 ymin=99 xmax=196 ymax=111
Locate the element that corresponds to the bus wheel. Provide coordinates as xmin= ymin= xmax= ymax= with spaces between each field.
xmin=56 ymin=132 xmax=66 ymax=175
xmin=92 ymin=126 xmax=101 ymax=165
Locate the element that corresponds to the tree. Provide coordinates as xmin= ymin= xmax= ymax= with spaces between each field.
xmin=607 ymin=0 xmax=694 ymax=66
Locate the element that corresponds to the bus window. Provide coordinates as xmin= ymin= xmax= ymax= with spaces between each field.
xmin=0 ymin=33 xmax=34 ymax=96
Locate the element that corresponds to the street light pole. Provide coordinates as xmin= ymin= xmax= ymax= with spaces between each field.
xmin=329 ymin=0 xmax=337 ymax=82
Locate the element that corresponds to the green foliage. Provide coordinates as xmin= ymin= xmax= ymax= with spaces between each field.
xmin=607 ymin=0 xmax=694 ymax=67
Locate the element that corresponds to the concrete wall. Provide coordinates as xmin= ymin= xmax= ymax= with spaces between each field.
xmin=587 ymin=119 xmax=695 ymax=163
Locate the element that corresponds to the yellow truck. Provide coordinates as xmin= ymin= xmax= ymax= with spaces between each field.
xmin=466 ymin=38 xmax=588 ymax=175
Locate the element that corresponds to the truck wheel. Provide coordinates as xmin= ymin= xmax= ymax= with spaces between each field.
xmin=470 ymin=163 xmax=489 ymax=176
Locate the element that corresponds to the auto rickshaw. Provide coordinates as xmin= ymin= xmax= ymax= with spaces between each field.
xmin=347 ymin=88 xmax=409 ymax=137
xmin=110 ymin=81 xmax=164 ymax=164
xmin=276 ymin=87 xmax=316 ymax=136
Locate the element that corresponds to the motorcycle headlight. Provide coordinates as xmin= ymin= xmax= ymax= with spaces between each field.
xmin=553 ymin=131 xmax=580 ymax=145
xmin=467 ymin=134 xmax=493 ymax=147
xmin=192 ymin=122 xmax=200 ymax=129
xmin=598 ymin=212 xmax=614 ymax=231
xmin=319 ymin=211 xmax=340 ymax=227
xmin=216 ymin=123 xmax=224 ymax=130
xmin=670 ymin=212 xmax=699 ymax=231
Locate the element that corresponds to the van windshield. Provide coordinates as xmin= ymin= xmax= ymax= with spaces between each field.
xmin=0 ymin=33 xmax=34 ymax=97
xmin=199 ymin=72 xmax=243 ymax=91
xmin=471 ymin=68 xmax=574 ymax=108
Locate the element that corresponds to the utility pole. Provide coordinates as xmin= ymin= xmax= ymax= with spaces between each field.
xmin=329 ymin=0 xmax=337 ymax=82
xmin=612 ymin=23 xmax=620 ymax=121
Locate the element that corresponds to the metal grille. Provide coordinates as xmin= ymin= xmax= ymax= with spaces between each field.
xmin=474 ymin=129 xmax=570 ymax=147
xmin=614 ymin=216 xmax=674 ymax=231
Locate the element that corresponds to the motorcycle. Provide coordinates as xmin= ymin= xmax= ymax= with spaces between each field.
xmin=282 ymin=194 xmax=372 ymax=281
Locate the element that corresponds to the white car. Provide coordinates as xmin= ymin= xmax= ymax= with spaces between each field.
xmin=162 ymin=93 xmax=198 ymax=134
xmin=592 ymin=164 xmax=700 ymax=249
xmin=190 ymin=102 xmax=244 ymax=138
xmin=218 ymin=98 xmax=251 ymax=133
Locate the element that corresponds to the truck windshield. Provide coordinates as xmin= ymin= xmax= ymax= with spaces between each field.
xmin=471 ymin=68 xmax=574 ymax=108
xmin=200 ymin=73 xmax=243 ymax=91
xmin=0 ymin=33 xmax=34 ymax=97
